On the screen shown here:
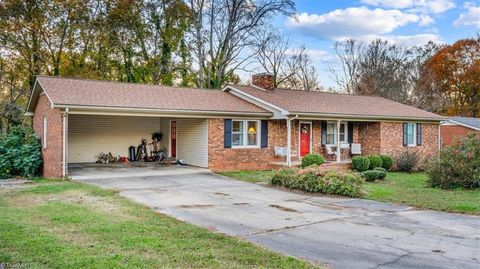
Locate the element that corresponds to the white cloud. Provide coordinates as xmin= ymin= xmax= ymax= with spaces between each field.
xmin=361 ymin=0 xmax=455 ymax=14
xmin=286 ymin=7 xmax=421 ymax=40
xmin=454 ymin=4 xmax=480 ymax=28
xmin=379 ymin=34 xmax=442 ymax=46
xmin=419 ymin=15 xmax=434 ymax=26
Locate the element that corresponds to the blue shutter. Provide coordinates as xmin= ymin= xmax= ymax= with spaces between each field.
xmin=261 ymin=120 xmax=268 ymax=148
xmin=224 ymin=119 xmax=232 ymax=148
xmin=347 ymin=122 xmax=353 ymax=143
xmin=403 ymin=123 xmax=408 ymax=147
xmin=416 ymin=123 xmax=422 ymax=146
xmin=321 ymin=121 xmax=327 ymax=145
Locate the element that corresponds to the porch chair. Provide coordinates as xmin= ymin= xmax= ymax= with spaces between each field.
xmin=351 ymin=143 xmax=362 ymax=156
xmin=325 ymin=144 xmax=337 ymax=159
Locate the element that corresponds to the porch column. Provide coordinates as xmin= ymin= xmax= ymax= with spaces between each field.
xmin=286 ymin=118 xmax=292 ymax=167
xmin=336 ymin=120 xmax=341 ymax=163
xmin=62 ymin=108 xmax=69 ymax=178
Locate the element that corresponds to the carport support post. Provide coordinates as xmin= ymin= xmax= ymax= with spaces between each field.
xmin=62 ymin=108 xmax=69 ymax=178
xmin=336 ymin=120 xmax=341 ymax=163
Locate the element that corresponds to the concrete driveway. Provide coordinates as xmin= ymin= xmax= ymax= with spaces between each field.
xmin=71 ymin=166 xmax=480 ymax=269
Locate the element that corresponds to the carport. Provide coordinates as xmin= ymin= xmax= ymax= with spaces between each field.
xmin=67 ymin=114 xmax=208 ymax=168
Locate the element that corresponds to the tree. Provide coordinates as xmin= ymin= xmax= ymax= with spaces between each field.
xmin=188 ymin=0 xmax=295 ymax=89
xmin=425 ymin=37 xmax=480 ymax=116
xmin=282 ymin=46 xmax=319 ymax=91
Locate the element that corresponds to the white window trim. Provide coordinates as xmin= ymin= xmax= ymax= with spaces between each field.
xmin=407 ymin=122 xmax=417 ymax=147
xmin=43 ymin=116 xmax=47 ymax=149
xmin=231 ymin=119 xmax=261 ymax=148
xmin=298 ymin=121 xmax=313 ymax=157
xmin=326 ymin=121 xmax=348 ymax=145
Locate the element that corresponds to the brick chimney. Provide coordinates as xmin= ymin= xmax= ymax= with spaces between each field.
xmin=252 ymin=73 xmax=275 ymax=90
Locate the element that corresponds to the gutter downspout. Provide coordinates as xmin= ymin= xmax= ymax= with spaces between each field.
xmin=62 ymin=108 xmax=69 ymax=178
xmin=286 ymin=114 xmax=298 ymax=167
xmin=437 ymin=124 xmax=441 ymax=154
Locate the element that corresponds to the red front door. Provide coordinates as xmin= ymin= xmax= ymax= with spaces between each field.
xmin=170 ymin=121 xmax=177 ymax=158
xmin=300 ymin=123 xmax=311 ymax=157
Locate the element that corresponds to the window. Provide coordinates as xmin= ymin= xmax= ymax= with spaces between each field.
xmin=339 ymin=123 xmax=347 ymax=143
xmin=326 ymin=122 xmax=336 ymax=144
xmin=406 ymin=123 xmax=416 ymax=146
xmin=326 ymin=122 xmax=348 ymax=145
xmin=43 ymin=117 xmax=47 ymax=149
xmin=232 ymin=120 xmax=259 ymax=147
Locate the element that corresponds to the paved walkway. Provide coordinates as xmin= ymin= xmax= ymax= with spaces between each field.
xmin=71 ymin=166 xmax=480 ymax=269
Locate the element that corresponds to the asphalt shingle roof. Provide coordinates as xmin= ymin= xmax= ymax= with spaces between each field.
xmin=450 ymin=117 xmax=480 ymax=130
xmin=231 ymin=85 xmax=443 ymax=120
xmin=36 ymin=76 xmax=268 ymax=113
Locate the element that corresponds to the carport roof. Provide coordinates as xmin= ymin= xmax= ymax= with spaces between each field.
xmin=27 ymin=76 xmax=270 ymax=115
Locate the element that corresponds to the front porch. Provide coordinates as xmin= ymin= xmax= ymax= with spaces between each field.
xmin=269 ymin=118 xmax=381 ymax=168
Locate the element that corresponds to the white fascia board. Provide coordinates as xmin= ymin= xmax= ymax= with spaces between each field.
xmin=54 ymin=104 xmax=272 ymax=118
xmin=223 ymin=86 xmax=289 ymax=117
xmin=292 ymin=112 xmax=443 ymax=123
xmin=25 ymin=78 xmax=55 ymax=114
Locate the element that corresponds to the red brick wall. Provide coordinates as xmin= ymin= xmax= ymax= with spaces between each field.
xmin=33 ymin=95 xmax=64 ymax=178
xmin=207 ymin=118 xmax=440 ymax=171
xmin=440 ymin=125 xmax=478 ymax=147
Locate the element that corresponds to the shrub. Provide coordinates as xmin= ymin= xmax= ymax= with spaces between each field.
xmin=271 ymin=169 xmax=364 ymax=197
xmin=301 ymin=154 xmax=325 ymax=168
xmin=427 ymin=134 xmax=480 ymax=189
xmin=373 ymin=168 xmax=387 ymax=180
xmin=395 ymin=151 xmax=418 ymax=172
xmin=321 ymin=170 xmax=364 ymax=197
xmin=270 ymin=169 xmax=297 ymax=187
xmin=380 ymin=155 xmax=393 ymax=170
xmin=352 ymin=156 xmax=370 ymax=172
xmin=0 ymin=126 xmax=42 ymax=178
xmin=361 ymin=170 xmax=380 ymax=181
xmin=367 ymin=155 xmax=383 ymax=170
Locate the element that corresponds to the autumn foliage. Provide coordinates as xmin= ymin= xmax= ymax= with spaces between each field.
xmin=424 ymin=37 xmax=480 ymax=117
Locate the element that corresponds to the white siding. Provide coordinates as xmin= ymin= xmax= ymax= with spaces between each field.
xmin=68 ymin=115 xmax=208 ymax=167
xmin=175 ymin=118 xmax=208 ymax=167
xmin=68 ymin=115 xmax=162 ymax=163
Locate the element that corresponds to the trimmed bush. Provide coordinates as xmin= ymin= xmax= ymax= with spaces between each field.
xmin=301 ymin=154 xmax=325 ymax=168
xmin=380 ymin=155 xmax=393 ymax=170
xmin=367 ymin=155 xmax=383 ymax=170
xmin=361 ymin=170 xmax=380 ymax=181
xmin=352 ymin=156 xmax=370 ymax=172
xmin=427 ymin=134 xmax=480 ymax=189
xmin=373 ymin=168 xmax=387 ymax=180
xmin=271 ymin=168 xmax=364 ymax=197
xmin=395 ymin=151 xmax=418 ymax=172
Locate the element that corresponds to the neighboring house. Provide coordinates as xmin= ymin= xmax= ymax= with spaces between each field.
xmin=26 ymin=74 xmax=444 ymax=178
xmin=441 ymin=117 xmax=480 ymax=147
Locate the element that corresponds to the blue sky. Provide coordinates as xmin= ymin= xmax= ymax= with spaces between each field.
xmin=257 ymin=0 xmax=480 ymax=88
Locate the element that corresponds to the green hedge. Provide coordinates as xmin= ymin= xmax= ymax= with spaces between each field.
xmin=352 ymin=156 xmax=370 ymax=172
xmin=300 ymin=154 xmax=325 ymax=168
xmin=367 ymin=155 xmax=383 ymax=170
xmin=380 ymin=155 xmax=393 ymax=170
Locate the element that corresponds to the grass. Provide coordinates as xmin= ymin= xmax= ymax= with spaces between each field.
xmin=220 ymin=170 xmax=480 ymax=215
xmin=0 ymin=180 xmax=318 ymax=269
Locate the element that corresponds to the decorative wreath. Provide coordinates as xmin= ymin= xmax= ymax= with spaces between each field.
xmin=301 ymin=126 xmax=308 ymax=134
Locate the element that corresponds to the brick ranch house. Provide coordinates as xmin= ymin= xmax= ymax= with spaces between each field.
xmin=26 ymin=74 xmax=444 ymax=178
xmin=441 ymin=117 xmax=480 ymax=147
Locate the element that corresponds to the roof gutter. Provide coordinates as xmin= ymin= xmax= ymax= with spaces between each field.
xmin=291 ymin=112 xmax=444 ymax=123
xmin=53 ymin=104 xmax=273 ymax=118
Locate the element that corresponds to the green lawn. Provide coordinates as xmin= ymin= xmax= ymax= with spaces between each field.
xmin=0 ymin=180 xmax=318 ymax=269
xmin=220 ymin=171 xmax=480 ymax=215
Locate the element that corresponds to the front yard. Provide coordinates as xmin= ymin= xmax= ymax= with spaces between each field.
xmin=220 ymin=171 xmax=480 ymax=214
xmin=0 ymin=180 xmax=317 ymax=269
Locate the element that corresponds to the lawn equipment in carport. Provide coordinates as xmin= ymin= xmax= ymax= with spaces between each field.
xmin=130 ymin=133 xmax=166 ymax=163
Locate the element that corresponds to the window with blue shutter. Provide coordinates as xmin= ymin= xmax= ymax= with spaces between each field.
xmin=416 ymin=123 xmax=422 ymax=146
xmin=348 ymin=122 xmax=353 ymax=143
xmin=261 ymin=120 xmax=268 ymax=148
xmin=321 ymin=121 xmax=327 ymax=145
xmin=224 ymin=119 xmax=232 ymax=148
